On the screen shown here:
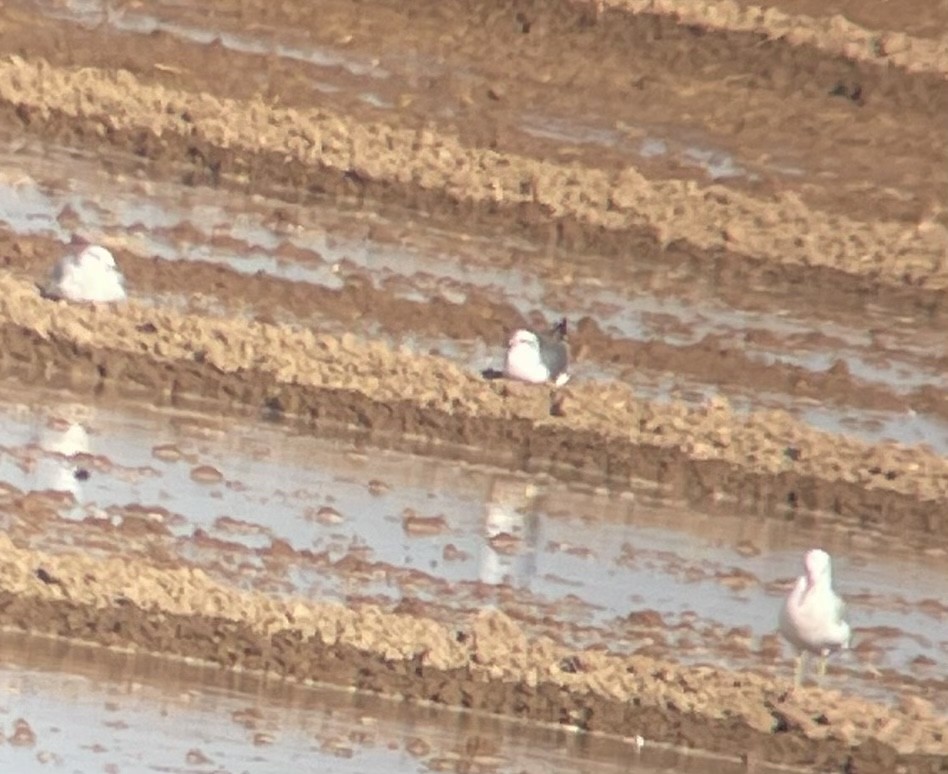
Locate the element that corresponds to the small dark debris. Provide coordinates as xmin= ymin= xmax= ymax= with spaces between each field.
xmin=74 ymin=468 xmax=91 ymax=481
xmin=772 ymin=712 xmax=791 ymax=734
xmin=787 ymin=491 xmax=798 ymax=508
xmin=514 ymin=12 xmax=531 ymax=34
xmin=35 ymin=567 xmax=61 ymax=586
xmin=136 ymin=322 xmax=158 ymax=334
xmin=784 ymin=446 xmax=801 ymax=462
xmin=262 ymin=397 xmax=285 ymax=423
xmin=550 ymin=393 xmax=567 ymax=417
xmin=455 ymin=630 xmax=469 ymax=644
xmin=481 ymin=367 xmax=504 ymax=381
xmin=829 ymin=81 xmax=864 ymax=104
xmin=193 ymin=350 xmax=207 ymax=363
xmin=559 ymin=655 xmax=582 ymax=674
xmin=343 ymin=168 xmax=367 ymax=185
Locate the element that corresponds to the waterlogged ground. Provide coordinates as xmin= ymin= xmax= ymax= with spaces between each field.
xmin=0 ymin=0 xmax=946 ymax=771
xmin=2 ymin=632 xmax=752 ymax=774
xmin=1 ymin=388 xmax=945 ymax=694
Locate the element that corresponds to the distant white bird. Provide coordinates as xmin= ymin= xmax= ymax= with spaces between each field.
xmin=42 ymin=245 xmax=127 ymax=303
xmin=503 ymin=318 xmax=570 ymax=386
xmin=779 ymin=548 xmax=852 ymax=685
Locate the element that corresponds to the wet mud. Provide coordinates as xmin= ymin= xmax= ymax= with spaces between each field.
xmin=0 ymin=0 xmax=946 ymax=771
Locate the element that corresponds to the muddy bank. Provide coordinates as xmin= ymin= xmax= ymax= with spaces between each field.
xmin=4 ymin=0 xmax=947 ymax=234
xmin=0 ymin=53 xmax=946 ymax=320
xmin=0 ymin=274 xmax=944 ymax=539
xmin=1 ymin=631 xmax=771 ymax=774
xmin=0 ymin=531 xmax=944 ymax=772
xmin=0 ymin=0 xmax=945 ymax=769
xmin=600 ymin=0 xmax=948 ymax=75
xmin=3 ymin=228 xmax=946 ymax=427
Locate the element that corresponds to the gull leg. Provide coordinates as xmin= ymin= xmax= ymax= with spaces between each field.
xmin=817 ymin=651 xmax=828 ymax=683
xmin=793 ymin=651 xmax=806 ymax=687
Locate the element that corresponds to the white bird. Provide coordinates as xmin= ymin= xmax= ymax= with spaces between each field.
xmin=42 ymin=245 xmax=127 ymax=303
xmin=779 ymin=548 xmax=852 ymax=686
xmin=503 ymin=318 xmax=570 ymax=386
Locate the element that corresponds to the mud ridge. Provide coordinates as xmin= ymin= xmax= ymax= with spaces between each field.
xmin=0 ymin=274 xmax=945 ymax=539
xmin=7 ymin=0 xmax=948 ymax=232
xmin=0 ymin=532 xmax=944 ymax=772
xmin=598 ymin=0 xmax=948 ymax=77
xmin=3 ymin=230 xmax=945 ymax=423
xmin=0 ymin=56 xmax=946 ymax=305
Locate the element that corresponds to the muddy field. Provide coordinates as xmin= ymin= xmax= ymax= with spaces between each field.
xmin=0 ymin=0 xmax=946 ymax=771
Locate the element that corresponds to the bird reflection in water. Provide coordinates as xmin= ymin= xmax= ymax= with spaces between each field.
xmin=479 ymin=476 xmax=542 ymax=588
xmin=28 ymin=404 xmax=96 ymax=521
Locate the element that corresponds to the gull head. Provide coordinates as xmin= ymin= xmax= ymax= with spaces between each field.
xmin=508 ymin=329 xmax=540 ymax=351
xmin=80 ymin=245 xmax=119 ymax=272
xmin=803 ymin=548 xmax=832 ymax=596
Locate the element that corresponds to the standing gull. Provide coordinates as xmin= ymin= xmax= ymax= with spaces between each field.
xmin=779 ymin=548 xmax=852 ymax=686
xmin=503 ymin=318 xmax=570 ymax=386
xmin=41 ymin=245 xmax=127 ymax=303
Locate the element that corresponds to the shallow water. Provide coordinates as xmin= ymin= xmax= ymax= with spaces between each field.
xmin=36 ymin=0 xmax=390 ymax=79
xmin=1 ymin=137 xmax=946 ymax=455
xmin=519 ymin=114 xmax=756 ymax=181
xmin=0 ymin=385 xmax=944 ymax=700
xmin=2 ymin=0 xmax=945 ymax=767
xmin=0 ymin=631 xmax=760 ymax=774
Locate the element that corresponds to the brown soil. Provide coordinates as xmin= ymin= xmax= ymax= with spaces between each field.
xmin=1 ymin=531 xmax=945 ymax=772
xmin=0 ymin=0 xmax=946 ymax=771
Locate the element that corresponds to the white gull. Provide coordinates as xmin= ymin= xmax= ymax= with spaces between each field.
xmin=779 ymin=548 xmax=852 ymax=686
xmin=42 ymin=245 xmax=127 ymax=303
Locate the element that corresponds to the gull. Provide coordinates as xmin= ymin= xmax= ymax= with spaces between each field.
xmin=779 ymin=548 xmax=852 ymax=686
xmin=41 ymin=245 xmax=127 ymax=303
xmin=503 ymin=318 xmax=570 ymax=386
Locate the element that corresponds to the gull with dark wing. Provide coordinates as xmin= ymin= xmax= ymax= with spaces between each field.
xmin=503 ymin=317 xmax=570 ymax=386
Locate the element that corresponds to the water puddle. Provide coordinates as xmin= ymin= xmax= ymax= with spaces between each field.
xmin=31 ymin=0 xmax=811 ymax=191
xmin=621 ymin=372 xmax=948 ymax=456
xmin=0 ymin=632 xmax=754 ymax=774
xmin=1 ymin=137 xmax=947 ymax=455
xmin=34 ymin=0 xmax=390 ymax=80
xmin=0 ymin=137 xmax=941 ymax=388
xmin=519 ymin=114 xmax=805 ymax=183
xmin=5 ymin=135 xmax=941 ymax=392
xmin=0 ymin=386 xmax=944 ymax=704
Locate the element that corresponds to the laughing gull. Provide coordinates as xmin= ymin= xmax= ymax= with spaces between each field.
xmin=779 ymin=548 xmax=852 ymax=686
xmin=503 ymin=318 xmax=570 ymax=386
xmin=41 ymin=245 xmax=127 ymax=303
